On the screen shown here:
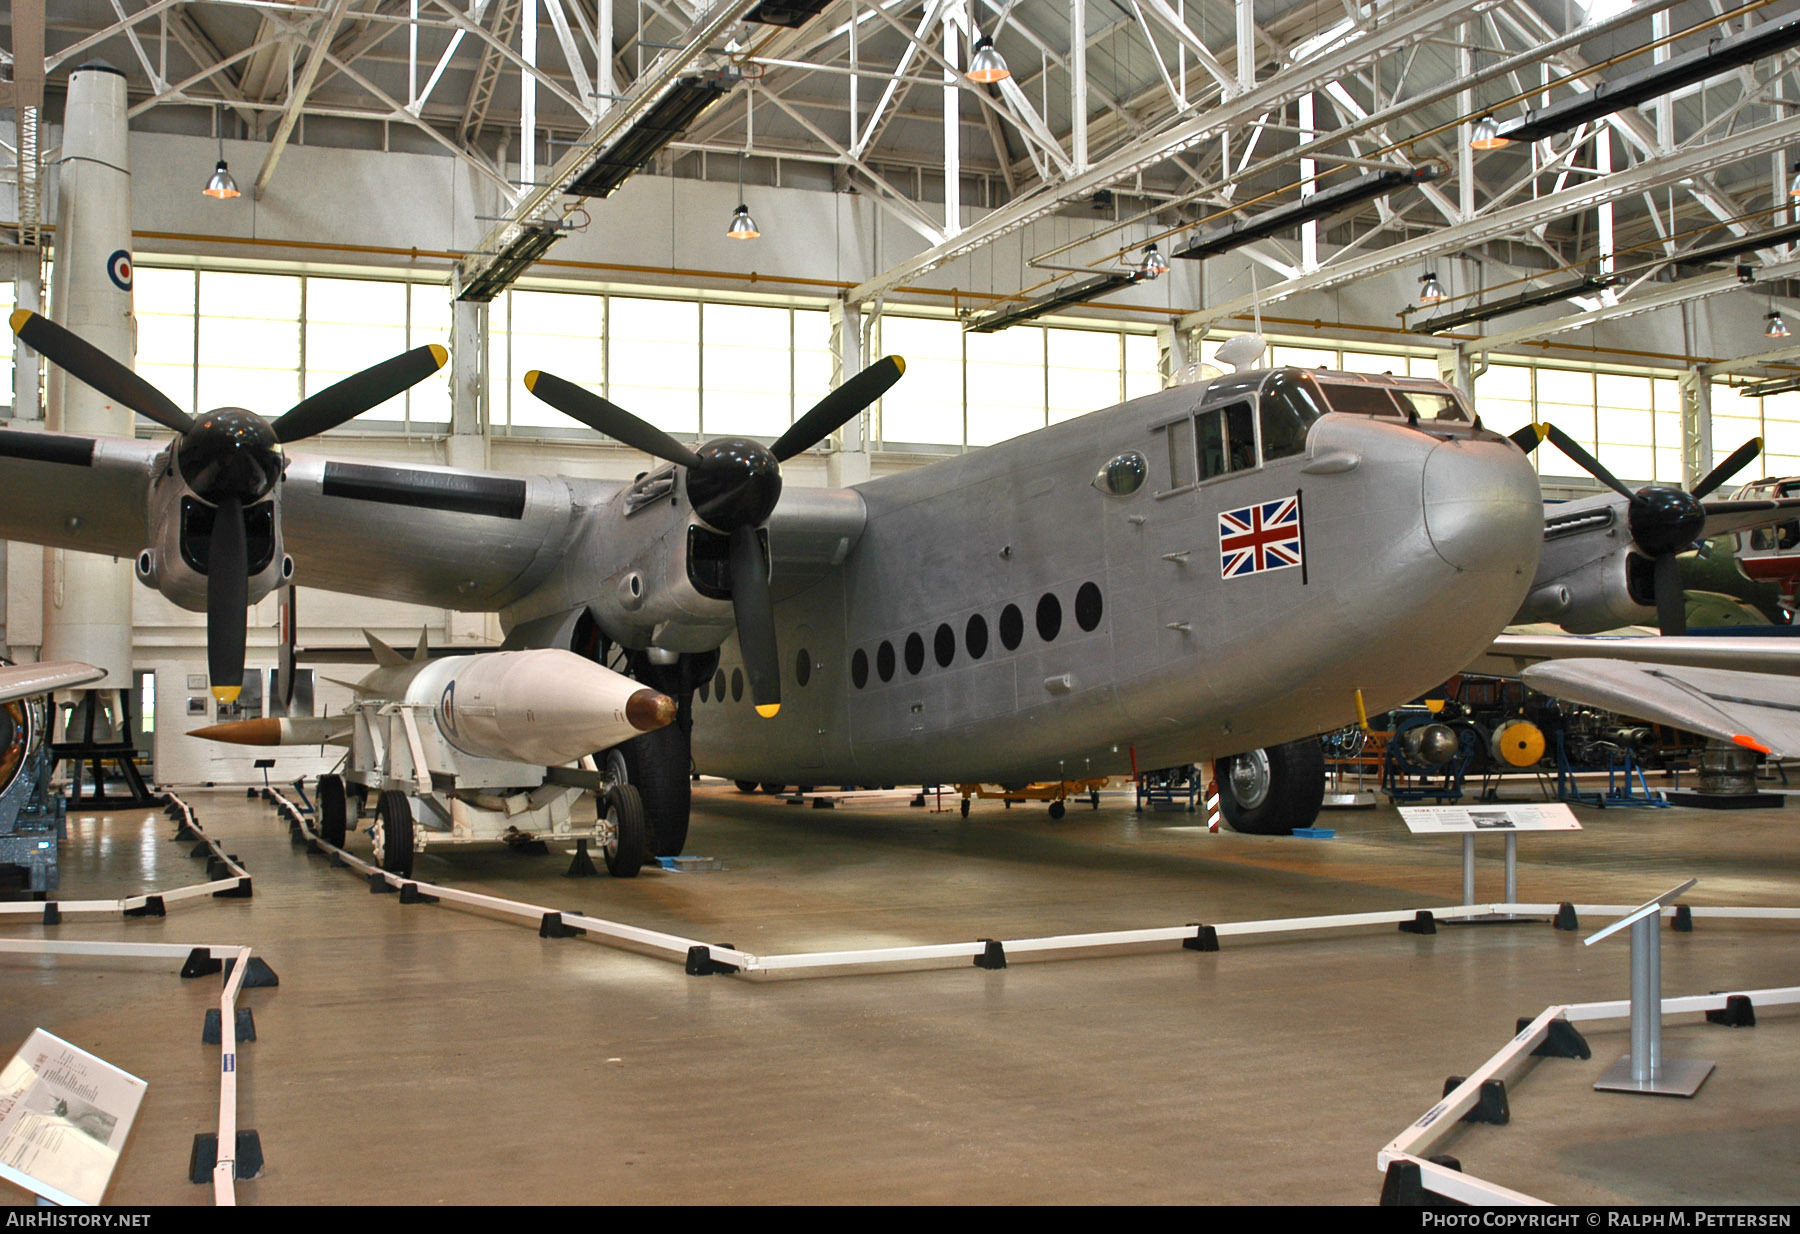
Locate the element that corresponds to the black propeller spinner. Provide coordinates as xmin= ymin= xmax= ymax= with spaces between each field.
xmin=10 ymin=310 xmax=448 ymax=702
xmin=1532 ymin=421 xmax=1762 ymax=636
xmin=523 ymin=355 xmax=907 ymax=716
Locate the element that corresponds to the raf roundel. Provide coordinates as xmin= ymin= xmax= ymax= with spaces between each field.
xmin=106 ymin=250 xmax=133 ymax=292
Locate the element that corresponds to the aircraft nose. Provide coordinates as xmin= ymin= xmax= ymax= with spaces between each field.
xmin=1421 ymin=436 xmax=1542 ymax=575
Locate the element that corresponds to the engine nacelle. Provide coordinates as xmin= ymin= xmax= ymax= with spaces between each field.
xmin=581 ymin=467 xmax=737 ymax=653
xmin=135 ymin=481 xmax=289 ymax=612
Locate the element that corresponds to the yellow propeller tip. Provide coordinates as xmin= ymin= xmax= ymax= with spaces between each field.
xmin=754 ymin=703 xmax=781 ymax=719
xmin=210 ymin=685 xmax=242 ymax=705
xmin=1533 ymin=423 xmax=1549 ymax=441
xmin=523 ymin=370 xmax=541 ymax=391
xmin=428 ymin=344 xmax=449 ymax=368
xmin=9 ymin=309 xmax=32 ymax=333
xmin=890 ymin=356 xmax=906 ymax=376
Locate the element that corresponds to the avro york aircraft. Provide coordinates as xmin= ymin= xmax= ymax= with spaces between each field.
xmin=1 ymin=312 xmax=1545 ymax=855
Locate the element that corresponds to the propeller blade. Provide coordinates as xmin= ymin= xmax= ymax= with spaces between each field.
xmin=273 ymin=344 xmax=449 ymax=443
xmin=1541 ymin=422 xmax=1636 ymax=503
xmin=1653 ymin=550 xmax=1687 ymax=637
xmin=728 ymin=524 xmax=781 ymax=717
xmin=10 ymin=310 xmax=194 ymax=434
xmin=771 ymin=356 xmax=906 ymax=462
xmin=206 ymin=494 xmax=250 ymax=704
xmin=522 ymin=370 xmax=703 ymax=469
xmin=1508 ymin=423 xmax=1547 ymax=454
xmin=1691 ymin=436 xmax=1763 ymax=500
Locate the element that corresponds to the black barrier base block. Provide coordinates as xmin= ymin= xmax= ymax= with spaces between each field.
xmin=369 ymin=874 xmax=396 ymax=894
xmin=182 ymin=948 xmax=223 ymax=979
xmin=1707 ymin=994 xmax=1757 ymax=1028
xmin=974 ymin=939 xmax=1007 ymax=969
xmin=189 ymin=1131 xmax=264 ymax=1184
xmin=399 ymin=883 xmax=439 ymax=905
xmin=539 ymin=912 xmax=586 ymax=939
xmin=1554 ymin=902 xmax=1580 ymax=931
xmin=187 ymin=842 xmax=210 ymax=859
xmin=213 ymin=878 xmax=252 ymax=899
xmin=329 ymin=852 xmax=347 ymax=868
xmin=812 ymin=798 xmax=835 ymax=809
xmin=1673 ymin=904 xmax=1694 ymax=933
xmin=1183 ymin=924 xmax=1220 ymax=952
xmin=124 ymin=895 xmax=166 ymax=918
xmin=223 ymin=956 xmax=279 ymax=988
xmin=685 ymin=945 xmax=740 ymax=976
xmin=175 ymin=824 xmax=199 ymax=843
xmin=1443 ymin=1076 xmax=1510 ymax=1124
xmin=41 ymin=903 xmax=59 ymax=926
xmin=1516 ymin=1016 xmax=1592 ymax=1059
xmin=1398 ymin=910 xmax=1436 ymax=935
xmin=201 ymin=1008 xmax=256 ymax=1045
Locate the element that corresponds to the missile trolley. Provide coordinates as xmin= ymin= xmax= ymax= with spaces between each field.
xmin=194 ymin=635 xmax=677 ymax=879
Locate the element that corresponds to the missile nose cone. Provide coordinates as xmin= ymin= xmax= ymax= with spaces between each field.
xmin=625 ymin=688 xmax=678 ymax=732
xmin=190 ymin=718 xmax=280 ymax=745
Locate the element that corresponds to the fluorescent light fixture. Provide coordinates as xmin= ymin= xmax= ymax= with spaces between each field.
xmin=568 ymin=76 xmax=732 ymax=198
xmin=1410 ymin=275 xmax=1619 ymax=334
xmin=965 ymin=271 xmax=1143 ymax=333
xmin=1673 ymin=221 xmax=1800 ymax=268
xmin=1173 ymin=166 xmax=1439 ymax=261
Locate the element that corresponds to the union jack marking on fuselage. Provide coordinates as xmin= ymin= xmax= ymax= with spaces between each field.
xmin=1219 ymin=497 xmax=1304 ymax=579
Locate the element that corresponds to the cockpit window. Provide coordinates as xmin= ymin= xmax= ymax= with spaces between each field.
xmin=1316 ymin=382 xmax=1403 ymax=417
xmin=1258 ymin=373 xmax=1325 ymax=461
xmin=1094 ymin=451 xmax=1148 ymax=496
xmin=1198 ymin=401 xmax=1256 ymax=480
xmin=1391 ymin=388 xmax=1470 ymax=422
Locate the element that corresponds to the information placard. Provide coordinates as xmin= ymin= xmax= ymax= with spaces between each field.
xmin=1397 ymin=802 xmax=1583 ymax=834
xmin=0 ymin=1029 xmax=147 ymax=1206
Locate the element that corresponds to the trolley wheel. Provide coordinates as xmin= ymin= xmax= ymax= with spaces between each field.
xmin=372 ymin=790 xmax=415 ymax=878
xmin=1089 ymin=790 xmax=1100 ymax=810
xmin=602 ymin=784 xmax=648 ymax=878
xmin=960 ymin=798 xmax=970 ymax=818
xmin=1048 ymin=800 xmax=1066 ymax=820
xmin=734 ymin=780 xmax=759 ymax=793
xmin=316 ymin=774 xmax=347 ymax=847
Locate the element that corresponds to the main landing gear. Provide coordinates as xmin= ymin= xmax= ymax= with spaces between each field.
xmin=1212 ymin=738 xmax=1326 ymax=835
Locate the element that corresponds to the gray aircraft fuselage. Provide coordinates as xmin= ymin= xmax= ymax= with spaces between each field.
xmin=543 ymin=368 xmax=1546 ymax=786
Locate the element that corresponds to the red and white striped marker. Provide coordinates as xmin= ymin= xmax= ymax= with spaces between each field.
xmin=1204 ymin=780 xmax=1221 ymax=833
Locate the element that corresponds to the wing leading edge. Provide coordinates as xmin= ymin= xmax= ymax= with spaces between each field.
xmin=1522 ymin=659 xmax=1800 ymax=757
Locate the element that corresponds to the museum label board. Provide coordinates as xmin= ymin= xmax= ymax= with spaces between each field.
xmin=1397 ymin=803 xmax=1583 ymax=834
xmin=0 ymin=1029 xmax=147 ymax=1206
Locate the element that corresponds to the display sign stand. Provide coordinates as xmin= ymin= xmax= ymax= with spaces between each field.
xmin=0 ymin=1029 xmax=147 ymax=1206
xmin=1397 ymin=803 xmax=1582 ymax=915
xmin=1587 ymin=878 xmax=1715 ymax=1097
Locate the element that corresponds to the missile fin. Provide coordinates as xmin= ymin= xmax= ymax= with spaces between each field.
xmin=364 ymin=629 xmax=411 ymax=668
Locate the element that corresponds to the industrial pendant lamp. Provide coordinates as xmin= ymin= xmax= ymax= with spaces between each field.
xmin=967 ymin=36 xmax=1011 ymax=84
xmin=202 ymin=106 xmax=240 ymax=199
xmin=1138 ymin=242 xmax=1169 ymax=280
xmin=1418 ymin=271 xmax=1447 ymax=304
xmin=1789 ymin=160 xmax=1800 ymax=200
xmin=1767 ymin=309 xmax=1791 ymax=340
xmin=726 ymin=153 xmax=759 ymax=239
xmin=1470 ymin=115 xmax=1509 ymax=151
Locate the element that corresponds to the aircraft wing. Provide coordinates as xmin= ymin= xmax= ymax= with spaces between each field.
xmin=0 ymin=660 xmax=105 ymax=703
xmin=278 ymin=454 xmax=617 ymax=611
xmin=1701 ymin=496 xmax=1800 ymax=539
xmin=1476 ymin=632 xmax=1800 ymax=677
xmin=0 ymin=428 xmax=161 ymax=558
xmin=1521 ymin=659 xmax=1800 ymax=756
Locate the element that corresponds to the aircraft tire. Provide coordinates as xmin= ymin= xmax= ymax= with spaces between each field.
xmin=619 ymin=722 xmax=691 ymax=857
xmin=316 ymin=774 xmax=348 ymax=848
xmin=374 ymin=790 xmax=415 ymax=878
xmin=734 ymin=780 xmax=759 ymax=793
xmin=602 ymin=784 xmax=647 ymax=879
xmin=1213 ymin=739 xmax=1325 ymax=836
xmin=760 ymin=782 xmax=787 ymax=795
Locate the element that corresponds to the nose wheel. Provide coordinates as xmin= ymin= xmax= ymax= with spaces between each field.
xmin=601 ymin=784 xmax=648 ymax=878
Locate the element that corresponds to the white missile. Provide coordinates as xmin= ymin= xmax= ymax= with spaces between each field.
xmin=193 ymin=646 xmax=674 ymax=768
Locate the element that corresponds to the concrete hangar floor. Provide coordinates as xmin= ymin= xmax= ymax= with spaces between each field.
xmin=1 ymin=781 xmax=1796 ymax=1206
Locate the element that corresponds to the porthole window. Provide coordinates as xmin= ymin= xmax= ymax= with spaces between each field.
xmin=1037 ymin=593 xmax=1062 ymax=642
xmin=1075 ymin=582 xmax=1103 ymax=632
xmin=934 ymin=623 xmax=955 ymax=668
xmin=698 ymin=678 xmax=710 ymax=704
xmin=966 ymin=614 xmax=989 ymax=660
xmin=714 ymin=670 xmax=726 ymax=700
xmin=904 ymin=632 xmax=925 ymax=675
xmin=999 ymin=604 xmax=1024 ymax=651
xmin=731 ymin=668 xmax=744 ymax=702
xmin=851 ymin=648 xmax=869 ymax=689
xmin=1094 ymin=451 xmax=1148 ymax=495
xmin=877 ymin=640 xmax=896 ymax=682
xmin=796 ymin=648 xmax=812 ymax=687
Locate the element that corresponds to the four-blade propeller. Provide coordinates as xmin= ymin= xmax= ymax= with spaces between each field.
xmin=1528 ymin=419 xmax=1763 ymax=636
xmin=10 ymin=310 xmax=448 ymax=702
xmin=524 ymin=355 xmax=906 ymax=716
